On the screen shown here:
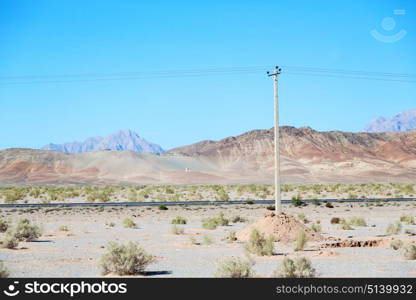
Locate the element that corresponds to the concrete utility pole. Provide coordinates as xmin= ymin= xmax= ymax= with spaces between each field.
xmin=267 ymin=66 xmax=282 ymax=213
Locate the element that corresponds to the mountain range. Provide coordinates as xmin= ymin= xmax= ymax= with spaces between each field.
xmin=1 ymin=126 xmax=416 ymax=185
xmin=364 ymin=109 xmax=416 ymax=132
xmin=42 ymin=129 xmax=164 ymax=154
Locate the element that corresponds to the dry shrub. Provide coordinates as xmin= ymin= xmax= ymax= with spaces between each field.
xmin=294 ymin=231 xmax=307 ymax=251
xmin=215 ymin=257 xmax=254 ymax=278
xmin=390 ymin=239 xmax=403 ymax=250
xmin=274 ymin=257 xmax=316 ymax=278
xmin=100 ymin=242 xmax=155 ymax=275
xmin=171 ymin=216 xmax=187 ymax=225
xmin=0 ymin=236 xmax=19 ymax=249
xmin=0 ymin=261 xmax=9 ymax=278
xmin=9 ymin=219 xmax=42 ymax=242
xmin=123 ymin=218 xmax=136 ymax=228
xmin=330 ymin=217 xmax=341 ymax=224
xmin=386 ymin=222 xmax=402 ymax=236
xmin=402 ymin=244 xmax=416 ymax=260
xmin=244 ymin=228 xmax=274 ymax=256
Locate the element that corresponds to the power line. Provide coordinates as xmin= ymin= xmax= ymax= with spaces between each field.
xmin=0 ymin=65 xmax=415 ymax=85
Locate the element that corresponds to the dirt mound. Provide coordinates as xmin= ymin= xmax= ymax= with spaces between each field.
xmin=236 ymin=212 xmax=324 ymax=243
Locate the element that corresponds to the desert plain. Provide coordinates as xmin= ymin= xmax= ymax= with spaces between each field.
xmin=0 ymin=185 xmax=415 ymax=278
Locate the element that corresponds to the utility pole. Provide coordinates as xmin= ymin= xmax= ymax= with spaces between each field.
xmin=267 ymin=66 xmax=282 ymax=213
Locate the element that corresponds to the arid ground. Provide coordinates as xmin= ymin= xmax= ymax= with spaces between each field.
xmin=0 ymin=199 xmax=415 ymax=277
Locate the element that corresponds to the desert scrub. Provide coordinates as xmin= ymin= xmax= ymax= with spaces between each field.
xmin=348 ymin=217 xmax=367 ymax=227
xmin=294 ymin=231 xmax=307 ymax=251
xmin=244 ymin=228 xmax=274 ymax=256
xmin=386 ymin=221 xmax=402 ymax=236
xmin=330 ymin=217 xmax=341 ymax=224
xmin=202 ymin=213 xmax=229 ymax=230
xmin=291 ymin=195 xmax=303 ymax=207
xmin=297 ymin=213 xmax=306 ymax=222
xmin=274 ymin=257 xmax=316 ymax=278
xmin=215 ymin=257 xmax=254 ymax=278
xmin=213 ymin=213 xmax=229 ymax=226
xmin=401 ymin=244 xmax=416 ymax=260
xmin=225 ymin=230 xmax=237 ymax=242
xmin=188 ymin=236 xmax=200 ymax=245
xmin=171 ymin=225 xmax=185 ymax=235
xmin=100 ymin=242 xmax=155 ymax=275
xmin=0 ymin=235 xmax=19 ymax=249
xmin=9 ymin=218 xmax=42 ymax=242
xmin=339 ymin=219 xmax=353 ymax=230
xmin=400 ymin=215 xmax=415 ymax=225
xmin=0 ymin=218 xmax=9 ymax=232
xmin=0 ymin=261 xmax=9 ymax=278
xmin=202 ymin=234 xmax=214 ymax=245
xmin=310 ymin=223 xmax=321 ymax=233
xmin=58 ymin=225 xmax=69 ymax=232
xmin=158 ymin=204 xmax=168 ymax=210
xmin=171 ymin=216 xmax=187 ymax=225
xmin=231 ymin=215 xmax=247 ymax=223
xmin=390 ymin=239 xmax=403 ymax=250
xmin=122 ymin=218 xmax=136 ymax=228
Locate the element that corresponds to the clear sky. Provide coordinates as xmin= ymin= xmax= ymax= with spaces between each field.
xmin=1 ymin=0 xmax=415 ymax=150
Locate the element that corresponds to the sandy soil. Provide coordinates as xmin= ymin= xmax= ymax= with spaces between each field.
xmin=0 ymin=201 xmax=415 ymax=277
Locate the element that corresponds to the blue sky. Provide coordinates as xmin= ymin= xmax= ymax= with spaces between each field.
xmin=1 ymin=0 xmax=415 ymax=150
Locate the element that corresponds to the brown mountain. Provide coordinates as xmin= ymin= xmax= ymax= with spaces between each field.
xmin=1 ymin=126 xmax=416 ymax=185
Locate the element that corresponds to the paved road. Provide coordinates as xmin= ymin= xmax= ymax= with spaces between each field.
xmin=0 ymin=197 xmax=414 ymax=208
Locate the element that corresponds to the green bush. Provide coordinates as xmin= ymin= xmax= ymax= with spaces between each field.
xmin=123 ymin=218 xmax=136 ymax=228
xmin=244 ymin=228 xmax=274 ymax=256
xmin=386 ymin=222 xmax=402 ymax=236
xmin=158 ymin=204 xmax=168 ymax=210
xmin=9 ymin=219 xmax=42 ymax=242
xmin=215 ymin=257 xmax=254 ymax=278
xmin=274 ymin=257 xmax=316 ymax=278
xmin=294 ymin=231 xmax=307 ymax=251
xmin=171 ymin=216 xmax=187 ymax=225
xmin=291 ymin=195 xmax=303 ymax=207
xmin=0 ymin=261 xmax=9 ymax=278
xmin=100 ymin=242 xmax=155 ymax=275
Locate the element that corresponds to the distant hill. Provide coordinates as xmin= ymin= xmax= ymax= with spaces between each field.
xmin=364 ymin=109 xmax=416 ymax=132
xmin=42 ymin=129 xmax=164 ymax=154
xmin=2 ymin=126 xmax=415 ymax=185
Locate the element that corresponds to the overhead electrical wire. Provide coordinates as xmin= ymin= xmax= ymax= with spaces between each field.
xmin=0 ymin=65 xmax=415 ymax=85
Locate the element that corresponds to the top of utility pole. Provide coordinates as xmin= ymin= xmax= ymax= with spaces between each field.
xmin=267 ymin=66 xmax=282 ymax=77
